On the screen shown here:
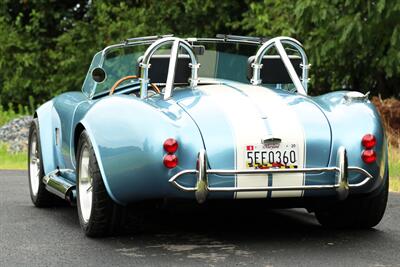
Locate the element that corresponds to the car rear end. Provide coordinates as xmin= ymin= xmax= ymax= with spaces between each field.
xmin=167 ymin=83 xmax=378 ymax=203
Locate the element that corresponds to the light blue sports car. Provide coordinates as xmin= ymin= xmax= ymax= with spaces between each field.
xmin=28 ymin=35 xmax=389 ymax=236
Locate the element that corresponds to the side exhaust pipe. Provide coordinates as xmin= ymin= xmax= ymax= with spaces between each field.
xmin=43 ymin=169 xmax=76 ymax=205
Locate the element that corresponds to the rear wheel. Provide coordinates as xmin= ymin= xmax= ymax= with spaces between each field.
xmin=315 ymin=170 xmax=389 ymax=229
xmin=76 ymin=130 xmax=125 ymax=237
xmin=28 ymin=118 xmax=56 ymax=207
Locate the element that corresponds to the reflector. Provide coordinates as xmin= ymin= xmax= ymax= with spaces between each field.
xmin=361 ymin=149 xmax=376 ymax=164
xmin=163 ymin=154 xmax=178 ymax=168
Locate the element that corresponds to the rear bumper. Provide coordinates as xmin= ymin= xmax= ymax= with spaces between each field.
xmin=169 ymin=147 xmax=374 ymax=203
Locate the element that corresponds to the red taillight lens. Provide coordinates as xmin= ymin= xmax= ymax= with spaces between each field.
xmin=163 ymin=154 xmax=178 ymax=168
xmin=361 ymin=149 xmax=376 ymax=164
xmin=362 ymin=134 xmax=376 ymax=149
xmin=163 ymin=138 xmax=178 ymax=154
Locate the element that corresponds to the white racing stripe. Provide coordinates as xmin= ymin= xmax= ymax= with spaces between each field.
xmin=198 ymin=85 xmax=270 ymax=198
xmin=233 ymin=85 xmax=306 ymax=198
xmin=198 ymin=84 xmax=306 ymax=198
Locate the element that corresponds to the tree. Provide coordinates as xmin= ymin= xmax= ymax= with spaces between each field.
xmin=0 ymin=0 xmax=399 ymax=108
xmin=0 ymin=0 xmax=247 ymax=107
xmin=239 ymin=0 xmax=400 ymax=97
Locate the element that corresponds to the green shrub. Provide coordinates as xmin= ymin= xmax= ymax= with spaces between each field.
xmin=0 ymin=104 xmax=26 ymax=126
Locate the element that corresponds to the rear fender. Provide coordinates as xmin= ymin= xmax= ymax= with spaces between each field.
xmin=79 ymin=95 xmax=204 ymax=205
xmin=314 ymin=91 xmax=388 ymax=194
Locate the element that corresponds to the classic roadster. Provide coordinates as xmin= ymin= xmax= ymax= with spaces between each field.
xmin=28 ymin=35 xmax=389 ymax=236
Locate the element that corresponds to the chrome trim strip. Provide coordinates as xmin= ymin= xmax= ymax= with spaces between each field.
xmin=125 ymin=34 xmax=174 ymax=43
xmin=192 ymin=38 xmax=261 ymax=45
xmin=101 ymin=35 xmax=175 ymax=58
xmin=168 ymin=148 xmax=374 ymax=203
xmin=215 ymin=34 xmax=269 ymax=44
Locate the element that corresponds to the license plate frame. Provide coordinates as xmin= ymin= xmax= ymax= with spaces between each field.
xmin=245 ymin=142 xmax=299 ymax=169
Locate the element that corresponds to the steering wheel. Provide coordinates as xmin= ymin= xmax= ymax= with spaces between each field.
xmin=109 ymin=75 xmax=161 ymax=95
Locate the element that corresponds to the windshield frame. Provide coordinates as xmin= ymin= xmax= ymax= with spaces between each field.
xmin=81 ymin=35 xmax=308 ymax=99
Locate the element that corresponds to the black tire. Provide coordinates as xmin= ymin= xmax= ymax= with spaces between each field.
xmin=315 ymin=169 xmax=389 ymax=229
xmin=76 ymin=130 xmax=125 ymax=237
xmin=28 ymin=118 xmax=57 ymax=207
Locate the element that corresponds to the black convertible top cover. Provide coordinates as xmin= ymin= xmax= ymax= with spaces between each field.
xmin=137 ymin=55 xmax=191 ymax=85
xmin=247 ymin=55 xmax=302 ymax=84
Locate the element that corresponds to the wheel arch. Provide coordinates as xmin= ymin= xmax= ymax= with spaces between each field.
xmin=75 ymin=120 xmax=124 ymax=205
xmin=34 ymin=100 xmax=61 ymax=175
xmin=73 ymin=123 xmax=86 ymax=158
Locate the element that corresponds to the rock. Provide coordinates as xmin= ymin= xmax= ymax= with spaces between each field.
xmin=0 ymin=116 xmax=33 ymax=153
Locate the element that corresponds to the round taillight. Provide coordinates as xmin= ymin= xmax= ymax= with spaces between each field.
xmin=163 ymin=138 xmax=178 ymax=154
xmin=361 ymin=149 xmax=376 ymax=164
xmin=163 ymin=154 xmax=178 ymax=168
xmin=362 ymin=134 xmax=376 ymax=149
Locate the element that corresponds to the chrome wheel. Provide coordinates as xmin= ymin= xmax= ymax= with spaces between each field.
xmin=78 ymin=146 xmax=93 ymax=223
xmin=29 ymin=133 xmax=40 ymax=197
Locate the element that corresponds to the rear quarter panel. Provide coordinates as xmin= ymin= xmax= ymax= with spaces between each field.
xmin=313 ymin=91 xmax=387 ymax=195
xmin=80 ymin=94 xmax=205 ymax=204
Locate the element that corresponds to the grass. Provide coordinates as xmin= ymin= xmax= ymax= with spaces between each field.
xmin=0 ymin=104 xmax=31 ymax=170
xmin=0 ymin=143 xmax=27 ymax=170
xmin=389 ymin=146 xmax=400 ymax=192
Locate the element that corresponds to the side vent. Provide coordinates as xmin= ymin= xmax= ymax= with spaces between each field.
xmin=55 ymin=128 xmax=60 ymax=146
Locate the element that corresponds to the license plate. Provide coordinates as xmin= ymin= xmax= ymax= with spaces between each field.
xmin=245 ymin=143 xmax=299 ymax=169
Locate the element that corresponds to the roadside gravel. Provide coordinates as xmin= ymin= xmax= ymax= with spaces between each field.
xmin=0 ymin=116 xmax=32 ymax=153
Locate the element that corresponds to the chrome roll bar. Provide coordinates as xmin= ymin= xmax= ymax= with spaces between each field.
xmin=139 ymin=37 xmax=199 ymax=100
xmin=251 ymin=36 xmax=310 ymax=95
xmin=97 ymin=35 xmax=309 ymax=99
xmin=168 ymin=147 xmax=374 ymax=203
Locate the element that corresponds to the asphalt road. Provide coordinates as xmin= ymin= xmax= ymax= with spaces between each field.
xmin=1 ymin=170 xmax=400 ymax=267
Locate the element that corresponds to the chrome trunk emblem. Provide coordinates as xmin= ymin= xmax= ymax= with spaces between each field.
xmin=262 ymin=138 xmax=282 ymax=145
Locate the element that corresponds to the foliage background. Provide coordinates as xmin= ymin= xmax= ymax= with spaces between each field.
xmin=0 ymin=0 xmax=399 ymax=108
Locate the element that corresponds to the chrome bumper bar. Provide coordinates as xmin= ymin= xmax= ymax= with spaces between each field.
xmin=168 ymin=147 xmax=374 ymax=203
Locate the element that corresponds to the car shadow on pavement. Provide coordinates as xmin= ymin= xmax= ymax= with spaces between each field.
xmin=38 ymin=199 xmax=393 ymax=264
xmin=101 ymin=204 xmax=389 ymax=263
xmin=118 ymin=202 xmax=383 ymax=243
xmin=49 ymin=200 xmax=383 ymax=241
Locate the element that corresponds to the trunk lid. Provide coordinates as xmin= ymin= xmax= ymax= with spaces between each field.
xmin=176 ymin=83 xmax=332 ymax=170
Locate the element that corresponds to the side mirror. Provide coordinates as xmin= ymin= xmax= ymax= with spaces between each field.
xmin=91 ymin=67 xmax=106 ymax=83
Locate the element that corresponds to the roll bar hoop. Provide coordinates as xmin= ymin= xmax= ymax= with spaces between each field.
xmin=251 ymin=37 xmax=310 ymax=95
xmin=139 ymin=37 xmax=200 ymax=100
